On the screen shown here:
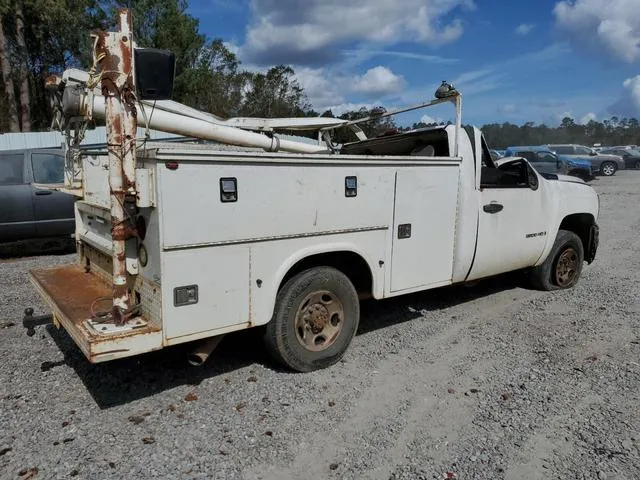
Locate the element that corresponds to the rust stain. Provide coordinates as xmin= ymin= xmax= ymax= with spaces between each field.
xmin=30 ymin=265 xmax=111 ymax=328
xmin=120 ymin=35 xmax=132 ymax=75
xmin=111 ymin=221 xmax=137 ymax=241
xmin=44 ymin=75 xmax=61 ymax=88
xmin=29 ymin=265 xmax=161 ymax=364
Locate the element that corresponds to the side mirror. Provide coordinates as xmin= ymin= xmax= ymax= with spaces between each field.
xmin=590 ymin=150 xmax=597 ymax=156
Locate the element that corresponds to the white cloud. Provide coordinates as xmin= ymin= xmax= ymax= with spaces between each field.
xmin=580 ymin=112 xmax=598 ymax=124
xmin=342 ymin=48 xmax=459 ymax=64
xmin=241 ymin=0 xmax=475 ymax=65
xmin=294 ymin=67 xmax=347 ymax=111
xmin=420 ymin=114 xmax=444 ymax=124
xmin=223 ymin=41 xmax=241 ymax=56
xmin=498 ymin=104 xmax=518 ymax=114
xmin=623 ymin=75 xmax=640 ymax=108
xmin=515 ymin=23 xmax=535 ymax=35
xmin=295 ymin=65 xmax=407 ymax=111
xmin=557 ymin=110 xmax=574 ymax=122
xmin=452 ymin=68 xmax=493 ymax=85
xmin=607 ymin=74 xmax=640 ymax=116
xmin=352 ymin=66 xmax=405 ymax=96
xmin=324 ymin=102 xmax=377 ymax=116
xmin=553 ymin=0 xmax=640 ymax=63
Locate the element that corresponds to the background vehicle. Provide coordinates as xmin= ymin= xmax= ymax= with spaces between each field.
xmin=0 ymin=148 xmax=76 ymax=246
xmin=600 ymin=147 xmax=640 ymax=169
xmin=504 ymin=146 xmax=592 ymax=181
xmin=489 ymin=149 xmax=504 ymax=160
xmin=546 ymin=144 xmax=625 ymax=176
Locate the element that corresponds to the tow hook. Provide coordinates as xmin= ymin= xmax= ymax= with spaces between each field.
xmin=23 ymin=308 xmax=53 ymax=337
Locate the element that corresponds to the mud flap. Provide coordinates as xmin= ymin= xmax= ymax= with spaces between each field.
xmin=585 ymin=223 xmax=599 ymax=264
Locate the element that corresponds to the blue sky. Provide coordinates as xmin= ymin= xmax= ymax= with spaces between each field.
xmin=185 ymin=0 xmax=640 ymax=127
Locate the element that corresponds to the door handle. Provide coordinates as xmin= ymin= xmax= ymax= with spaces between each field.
xmin=35 ymin=190 xmax=52 ymax=195
xmin=483 ymin=202 xmax=503 ymax=213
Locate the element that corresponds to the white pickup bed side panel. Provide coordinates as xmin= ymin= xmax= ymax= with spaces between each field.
xmin=157 ymin=162 xmax=395 ymax=248
xmin=161 ymin=230 xmax=389 ymax=341
xmin=152 ymin=151 xmax=462 ymax=340
xmin=390 ymin=167 xmax=460 ymax=292
xmin=162 ymin=244 xmax=250 ymax=339
xmin=249 ymin=230 xmax=388 ymax=328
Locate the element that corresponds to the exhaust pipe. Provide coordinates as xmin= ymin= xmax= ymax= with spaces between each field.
xmin=188 ymin=335 xmax=225 ymax=366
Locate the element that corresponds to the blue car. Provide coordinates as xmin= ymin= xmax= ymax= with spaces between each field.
xmin=504 ymin=146 xmax=593 ymax=181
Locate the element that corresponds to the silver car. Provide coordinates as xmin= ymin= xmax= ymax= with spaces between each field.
xmin=546 ymin=144 xmax=625 ymax=176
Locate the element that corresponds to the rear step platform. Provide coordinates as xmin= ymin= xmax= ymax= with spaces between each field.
xmin=29 ymin=265 xmax=163 ymax=363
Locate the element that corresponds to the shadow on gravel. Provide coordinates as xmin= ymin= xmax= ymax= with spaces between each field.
xmin=46 ymin=325 xmax=272 ymax=409
xmin=357 ymin=271 xmax=524 ymax=336
xmin=44 ymin=271 xmax=524 ymax=409
xmin=0 ymin=238 xmax=76 ymax=259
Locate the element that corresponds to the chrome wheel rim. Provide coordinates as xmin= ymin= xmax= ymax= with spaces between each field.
xmin=602 ymin=164 xmax=615 ymax=175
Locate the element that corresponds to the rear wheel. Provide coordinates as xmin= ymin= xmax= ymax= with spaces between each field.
xmin=600 ymin=161 xmax=616 ymax=176
xmin=264 ymin=267 xmax=360 ymax=372
xmin=529 ymin=230 xmax=584 ymax=291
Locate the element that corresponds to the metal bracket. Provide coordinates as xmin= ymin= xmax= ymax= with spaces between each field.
xmin=23 ymin=308 xmax=53 ymax=337
xmin=84 ymin=316 xmax=148 ymax=335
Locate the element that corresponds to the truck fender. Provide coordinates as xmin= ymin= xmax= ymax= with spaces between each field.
xmin=535 ymin=212 xmax=596 ymax=267
xmin=254 ymin=242 xmax=382 ymax=328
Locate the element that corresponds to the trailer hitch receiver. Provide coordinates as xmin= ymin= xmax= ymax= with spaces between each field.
xmin=23 ymin=308 xmax=53 ymax=337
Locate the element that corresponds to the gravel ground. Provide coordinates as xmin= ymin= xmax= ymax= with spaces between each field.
xmin=1 ymin=172 xmax=639 ymax=480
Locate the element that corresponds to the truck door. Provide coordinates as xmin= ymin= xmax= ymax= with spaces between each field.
xmin=29 ymin=152 xmax=76 ymax=238
xmin=467 ymin=133 xmax=548 ymax=281
xmin=0 ymin=153 xmax=35 ymax=242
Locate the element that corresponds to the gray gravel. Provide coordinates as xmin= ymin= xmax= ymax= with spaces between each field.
xmin=1 ymin=172 xmax=639 ymax=480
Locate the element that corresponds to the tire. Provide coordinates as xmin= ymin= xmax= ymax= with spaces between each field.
xmin=635 ymin=160 xmax=640 ymax=170
xmin=600 ymin=161 xmax=616 ymax=176
xmin=264 ymin=266 xmax=360 ymax=372
xmin=529 ymin=230 xmax=584 ymax=291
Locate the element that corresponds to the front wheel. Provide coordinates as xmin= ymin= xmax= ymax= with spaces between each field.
xmin=529 ymin=230 xmax=584 ymax=291
xmin=600 ymin=161 xmax=616 ymax=176
xmin=264 ymin=267 xmax=360 ymax=372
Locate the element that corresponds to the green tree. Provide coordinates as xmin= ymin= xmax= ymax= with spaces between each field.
xmin=0 ymin=0 xmax=105 ymax=132
xmin=240 ymin=65 xmax=312 ymax=118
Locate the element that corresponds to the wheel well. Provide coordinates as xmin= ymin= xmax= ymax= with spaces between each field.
xmin=601 ymin=160 xmax=616 ymax=169
xmin=559 ymin=213 xmax=594 ymax=252
xmin=279 ymin=251 xmax=374 ymax=296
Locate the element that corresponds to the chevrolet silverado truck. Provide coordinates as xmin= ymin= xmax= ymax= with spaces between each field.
xmin=22 ymin=10 xmax=600 ymax=373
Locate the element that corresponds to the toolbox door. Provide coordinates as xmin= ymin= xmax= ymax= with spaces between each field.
xmin=390 ymin=167 xmax=459 ymax=293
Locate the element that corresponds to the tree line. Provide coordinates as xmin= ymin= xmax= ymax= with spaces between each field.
xmin=0 ymin=0 xmax=315 ymax=133
xmin=2 ymin=0 xmax=639 ymax=150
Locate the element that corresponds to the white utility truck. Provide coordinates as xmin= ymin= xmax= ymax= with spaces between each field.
xmin=23 ymin=10 xmax=599 ymax=372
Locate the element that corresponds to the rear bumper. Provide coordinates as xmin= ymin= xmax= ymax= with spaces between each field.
xmin=28 ymin=264 xmax=162 ymax=363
